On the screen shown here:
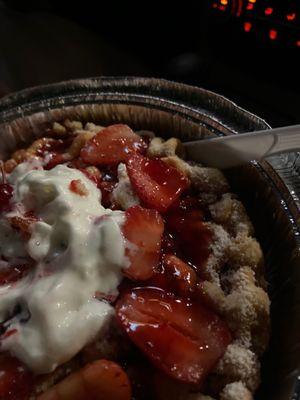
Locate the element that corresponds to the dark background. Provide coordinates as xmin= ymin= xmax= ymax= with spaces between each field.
xmin=0 ymin=0 xmax=299 ymax=127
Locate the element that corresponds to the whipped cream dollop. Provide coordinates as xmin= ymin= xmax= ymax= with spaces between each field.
xmin=0 ymin=164 xmax=127 ymax=373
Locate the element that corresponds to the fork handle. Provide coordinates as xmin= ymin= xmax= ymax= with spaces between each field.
xmin=183 ymin=124 xmax=300 ymax=169
xmin=268 ymin=125 xmax=300 ymax=156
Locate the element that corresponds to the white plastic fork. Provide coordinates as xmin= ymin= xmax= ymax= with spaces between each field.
xmin=183 ymin=124 xmax=300 ymax=168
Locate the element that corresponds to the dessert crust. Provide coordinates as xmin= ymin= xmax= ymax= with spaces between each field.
xmin=148 ymin=136 xmax=270 ymax=400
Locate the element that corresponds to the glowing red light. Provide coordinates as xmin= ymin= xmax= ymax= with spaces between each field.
xmin=265 ymin=7 xmax=273 ymax=16
xmin=286 ymin=12 xmax=296 ymax=21
xmin=219 ymin=5 xmax=226 ymax=10
xmin=244 ymin=22 xmax=252 ymax=32
xmin=269 ymin=29 xmax=278 ymax=40
xmin=246 ymin=3 xmax=254 ymax=10
xmin=212 ymin=3 xmax=218 ymax=8
xmin=296 ymin=40 xmax=300 ymax=47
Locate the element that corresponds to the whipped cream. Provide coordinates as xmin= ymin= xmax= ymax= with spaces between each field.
xmin=0 ymin=164 xmax=127 ymax=373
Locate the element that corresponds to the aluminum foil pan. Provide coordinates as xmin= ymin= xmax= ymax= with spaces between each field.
xmin=0 ymin=77 xmax=299 ymax=400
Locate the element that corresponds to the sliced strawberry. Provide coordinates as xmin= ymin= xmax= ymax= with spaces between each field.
xmin=69 ymin=179 xmax=89 ymax=196
xmin=44 ymin=153 xmax=66 ymax=170
xmin=150 ymin=254 xmax=197 ymax=297
xmin=80 ymin=124 xmax=147 ymax=165
xmin=0 ymin=353 xmax=33 ymax=400
xmin=126 ymin=154 xmax=189 ymax=212
xmin=8 ymin=212 xmax=38 ymax=239
xmin=122 ymin=206 xmax=164 ymax=281
xmin=38 ymin=359 xmax=131 ymax=400
xmin=116 ymin=287 xmax=232 ymax=384
xmin=166 ymin=206 xmax=212 ymax=274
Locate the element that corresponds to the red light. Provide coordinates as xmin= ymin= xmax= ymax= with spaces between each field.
xmin=244 ymin=22 xmax=252 ymax=32
xmin=286 ymin=12 xmax=296 ymax=21
xmin=265 ymin=7 xmax=273 ymax=16
xmin=219 ymin=5 xmax=226 ymax=11
xmin=269 ymin=29 xmax=278 ymax=40
xmin=212 ymin=3 xmax=218 ymax=8
xmin=296 ymin=40 xmax=300 ymax=47
xmin=246 ymin=3 xmax=254 ymax=10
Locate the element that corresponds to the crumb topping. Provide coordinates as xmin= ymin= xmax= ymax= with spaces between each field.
xmin=220 ymin=382 xmax=253 ymax=400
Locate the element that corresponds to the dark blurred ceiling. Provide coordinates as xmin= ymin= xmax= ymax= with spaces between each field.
xmin=0 ymin=0 xmax=299 ymax=127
